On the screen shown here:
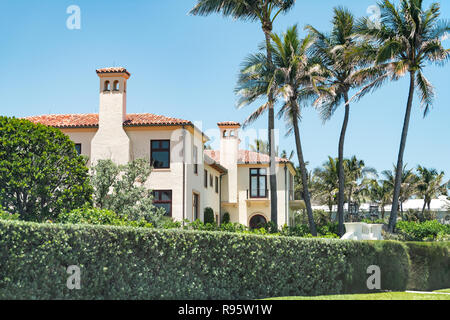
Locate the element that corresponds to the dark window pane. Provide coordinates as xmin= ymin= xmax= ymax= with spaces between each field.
xmin=75 ymin=144 xmax=82 ymax=155
xmin=152 ymin=141 xmax=160 ymax=149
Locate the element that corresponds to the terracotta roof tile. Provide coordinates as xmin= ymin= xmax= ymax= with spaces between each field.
xmin=217 ymin=121 xmax=241 ymax=127
xmin=204 ymin=150 xmax=289 ymax=164
xmin=96 ymin=67 xmax=130 ymax=76
xmin=25 ymin=113 xmax=191 ymax=128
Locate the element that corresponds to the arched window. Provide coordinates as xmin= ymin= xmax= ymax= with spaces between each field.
xmin=249 ymin=214 xmax=267 ymax=229
xmin=113 ymin=80 xmax=120 ymax=91
xmin=104 ymin=81 xmax=111 ymax=92
xmin=223 ymin=130 xmax=227 ymax=138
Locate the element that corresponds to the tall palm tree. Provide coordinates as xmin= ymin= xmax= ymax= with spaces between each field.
xmin=190 ymin=0 xmax=297 ymax=226
xmin=272 ymin=25 xmax=326 ymax=236
xmin=356 ymin=0 xmax=450 ymax=232
xmin=306 ymin=8 xmax=379 ymax=236
xmin=236 ymin=26 xmax=323 ymax=235
xmin=416 ymin=166 xmax=447 ymax=213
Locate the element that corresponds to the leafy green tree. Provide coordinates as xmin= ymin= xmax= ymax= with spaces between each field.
xmin=90 ymin=159 xmax=165 ymax=226
xmin=356 ymin=0 xmax=450 ymax=232
xmin=416 ymin=166 xmax=447 ymax=213
xmin=368 ymin=179 xmax=393 ymax=219
xmin=0 ymin=117 xmax=92 ymax=222
xmin=191 ymin=0 xmax=297 ymax=227
xmin=344 ymin=156 xmax=377 ymax=206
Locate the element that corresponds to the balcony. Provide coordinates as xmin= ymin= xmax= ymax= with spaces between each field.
xmin=288 ymin=190 xmax=306 ymax=210
xmin=246 ymin=189 xmax=270 ymax=207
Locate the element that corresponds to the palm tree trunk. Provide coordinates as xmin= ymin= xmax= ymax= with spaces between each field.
xmin=421 ymin=197 xmax=427 ymax=214
xmin=292 ymin=108 xmax=317 ymax=236
xmin=388 ymin=72 xmax=416 ymax=232
xmin=337 ymin=92 xmax=350 ymax=236
xmin=263 ymin=25 xmax=278 ymax=227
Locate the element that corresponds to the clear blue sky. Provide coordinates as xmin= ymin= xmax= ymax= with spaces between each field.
xmin=1 ymin=0 xmax=449 ymax=180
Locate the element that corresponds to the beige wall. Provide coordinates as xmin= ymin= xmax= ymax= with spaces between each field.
xmin=60 ymin=127 xmax=294 ymax=227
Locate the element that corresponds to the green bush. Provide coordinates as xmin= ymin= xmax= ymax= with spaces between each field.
xmin=0 ymin=208 xmax=19 ymax=221
xmin=221 ymin=212 xmax=230 ymax=224
xmin=396 ymin=220 xmax=450 ymax=241
xmin=0 ymin=116 xmax=93 ymax=222
xmin=57 ymin=207 xmax=153 ymax=229
xmin=406 ymin=242 xmax=450 ymax=291
xmin=0 ymin=219 xmax=410 ymax=299
xmin=203 ymin=207 xmax=215 ymax=224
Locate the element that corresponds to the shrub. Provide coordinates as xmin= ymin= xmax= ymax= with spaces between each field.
xmin=0 ymin=208 xmax=19 ymax=221
xmin=0 ymin=116 xmax=92 ymax=222
xmin=204 ymin=207 xmax=215 ymax=224
xmin=90 ymin=159 xmax=164 ymax=225
xmin=221 ymin=212 xmax=230 ymax=224
xmin=57 ymin=207 xmax=153 ymax=228
xmin=406 ymin=242 xmax=450 ymax=291
xmin=0 ymin=219 xmax=411 ymax=299
xmin=396 ymin=220 xmax=450 ymax=241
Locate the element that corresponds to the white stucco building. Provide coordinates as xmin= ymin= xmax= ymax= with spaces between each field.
xmin=26 ymin=67 xmax=299 ymax=228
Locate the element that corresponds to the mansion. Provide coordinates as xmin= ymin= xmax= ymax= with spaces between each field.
xmin=26 ymin=68 xmax=301 ymax=228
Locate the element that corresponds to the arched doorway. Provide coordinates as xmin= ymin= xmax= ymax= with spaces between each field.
xmin=249 ymin=214 xmax=267 ymax=229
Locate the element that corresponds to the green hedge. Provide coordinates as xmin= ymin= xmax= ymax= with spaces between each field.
xmin=406 ymin=242 xmax=450 ymax=291
xmin=0 ymin=220 xmax=410 ymax=299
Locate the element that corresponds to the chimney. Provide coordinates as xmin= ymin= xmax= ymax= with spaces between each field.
xmin=91 ymin=67 xmax=131 ymax=165
xmin=218 ymin=122 xmax=240 ymax=203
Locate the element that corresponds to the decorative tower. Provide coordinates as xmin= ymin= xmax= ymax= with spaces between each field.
xmin=91 ymin=67 xmax=131 ymax=165
xmin=218 ymin=121 xmax=240 ymax=203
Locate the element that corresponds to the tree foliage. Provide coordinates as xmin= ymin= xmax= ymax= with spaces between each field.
xmin=0 ymin=117 xmax=92 ymax=222
xmin=90 ymin=159 xmax=165 ymax=226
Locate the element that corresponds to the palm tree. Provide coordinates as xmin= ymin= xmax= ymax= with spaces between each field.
xmin=368 ymin=179 xmax=393 ymax=219
xmin=416 ymin=166 xmax=447 ymax=213
xmin=190 ymin=0 xmax=297 ymax=226
xmin=312 ymin=157 xmax=339 ymax=214
xmin=381 ymin=165 xmax=417 ymax=215
xmin=271 ymin=25 xmax=327 ymax=236
xmin=306 ymin=8 xmax=379 ymax=236
xmin=344 ymin=156 xmax=377 ymax=207
xmin=356 ymin=0 xmax=450 ymax=232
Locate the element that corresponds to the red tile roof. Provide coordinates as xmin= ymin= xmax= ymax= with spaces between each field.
xmin=96 ymin=67 xmax=130 ymax=76
xmin=25 ymin=113 xmax=192 ymax=128
xmin=204 ymin=150 xmax=290 ymax=164
xmin=217 ymin=121 xmax=241 ymax=127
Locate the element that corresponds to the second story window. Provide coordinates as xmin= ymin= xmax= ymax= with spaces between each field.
xmin=209 ymin=174 xmax=213 ymax=187
xmin=204 ymin=170 xmax=208 ymax=188
xmin=215 ymin=176 xmax=219 ymax=194
xmin=249 ymin=168 xmax=267 ymax=198
xmin=151 ymin=140 xmax=170 ymax=169
xmin=193 ymin=145 xmax=198 ymax=174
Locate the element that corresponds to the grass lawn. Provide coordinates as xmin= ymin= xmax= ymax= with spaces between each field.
xmin=266 ymin=290 xmax=450 ymax=300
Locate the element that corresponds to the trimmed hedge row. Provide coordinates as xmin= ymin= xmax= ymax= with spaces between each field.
xmin=406 ymin=242 xmax=450 ymax=291
xmin=0 ymin=220 xmax=411 ymax=299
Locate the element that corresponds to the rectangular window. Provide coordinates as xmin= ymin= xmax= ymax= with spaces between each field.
xmin=151 ymin=140 xmax=170 ymax=169
xmin=215 ymin=176 xmax=219 ymax=194
xmin=193 ymin=145 xmax=198 ymax=174
xmin=204 ymin=170 xmax=208 ymax=188
xmin=210 ymin=174 xmax=213 ymax=187
xmin=75 ymin=143 xmax=82 ymax=155
xmin=249 ymin=168 xmax=267 ymax=198
xmin=153 ymin=190 xmax=172 ymax=217
xmin=193 ymin=193 xmax=199 ymax=220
